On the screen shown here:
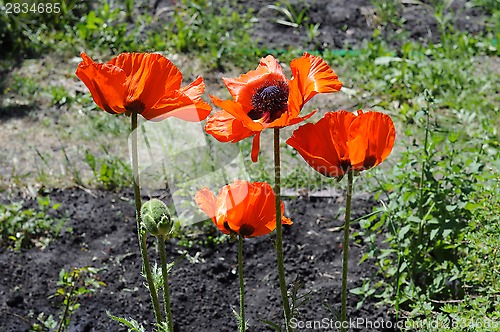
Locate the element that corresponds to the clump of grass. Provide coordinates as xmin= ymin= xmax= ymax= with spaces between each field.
xmin=403 ymin=172 xmax=500 ymax=331
xmin=370 ymin=0 xmax=405 ymax=33
xmin=0 ymin=196 xmax=66 ymax=251
xmin=0 ymin=0 xmax=91 ymax=59
xmin=85 ymin=149 xmax=132 ymax=190
xmin=166 ymin=0 xmax=259 ymax=69
xmin=265 ymin=0 xmax=311 ymax=28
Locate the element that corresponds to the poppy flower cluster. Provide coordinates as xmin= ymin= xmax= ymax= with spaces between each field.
xmin=195 ymin=180 xmax=292 ymax=238
xmin=76 ymin=52 xmax=212 ymax=122
xmin=205 ymin=52 xmax=342 ymax=162
xmin=75 ymin=50 xmax=396 ymax=332
xmin=287 ymin=110 xmax=396 ymax=178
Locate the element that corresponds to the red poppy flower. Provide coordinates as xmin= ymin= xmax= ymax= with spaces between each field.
xmin=286 ymin=110 xmax=396 ymax=178
xmin=205 ymin=53 xmax=342 ymax=162
xmin=76 ymin=52 xmax=211 ymax=122
xmin=194 ymin=180 xmax=292 ymax=238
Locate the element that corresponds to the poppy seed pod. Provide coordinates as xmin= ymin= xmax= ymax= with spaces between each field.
xmin=141 ymin=199 xmax=172 ymax=237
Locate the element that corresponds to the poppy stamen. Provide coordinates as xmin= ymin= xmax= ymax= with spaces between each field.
xmin=239 ymin=224 xmax=255 ymax=237
xmin=126 ymin=100 xmax=146 ymax=114
xmin=250 ymin=80 xmax=289 ymax=123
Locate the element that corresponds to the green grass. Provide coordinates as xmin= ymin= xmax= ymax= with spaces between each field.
xmin=336 ymin=34 xmax=499 ymax=322
xmin=265 ymin=0 xmax=312 ymax=28
xmin=0 ymin=196 xmax=66 ymax=250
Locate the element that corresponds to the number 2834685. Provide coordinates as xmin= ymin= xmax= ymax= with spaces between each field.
xmin=4 ymin=2 xmax=61 ymax=14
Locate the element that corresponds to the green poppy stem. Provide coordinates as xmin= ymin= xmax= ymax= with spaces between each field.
xmin=340 ymin=170 xmax=354 ymax=331
xmin=238 ymin=235 xmax=246 ymax=332
xmin=158 ymin=236 xmax=174 ymax=332
xmin=273 ymin=128 xmax=293 ymax=332
xmin=131 ymin=112 xmax=162 ymax=324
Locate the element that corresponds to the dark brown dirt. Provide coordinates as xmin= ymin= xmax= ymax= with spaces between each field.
xmin=241 ymin=0 xmax=489 ymax=50
xmin=151 ymin=0 xmax=490 ymax=52
xmin=0 ymin=188 xmax=394 ymax=332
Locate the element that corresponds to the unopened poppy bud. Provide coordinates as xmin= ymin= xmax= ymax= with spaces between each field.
xmin=141 ymin=199 xmax=172 ymax=237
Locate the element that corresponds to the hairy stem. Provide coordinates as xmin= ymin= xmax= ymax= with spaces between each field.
xmin=158 ymin=237 xmax=174 ymax=332
xmin=131 ymin=112 xmax=162 ymax=324
xmin=238 ymin=235 xmax=245 ymax=332
xmin=341 ymin=171 xmax=354 ymax=331
xmin=56 ymin=283 xmax=75 ymax=332
xmin=274 ymin=128 xmax=293 ymax=332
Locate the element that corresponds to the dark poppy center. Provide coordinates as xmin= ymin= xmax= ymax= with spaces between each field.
xmin=339 ymin=159 xmax=352 ymax=173
xmin=363 ymin=155 xmax=377 ymax=170
xmin=223 ymin=221 xmax=255 ymax=237
xmin=125 ymin=100 xmax=145 ymax=114
xmin=239 ymin=224 xmax=255 ymax=237
xmin=223 ymin=221 xmax=232 ymax=233
xmin=249 ymin=80 xmax=289 ymax=123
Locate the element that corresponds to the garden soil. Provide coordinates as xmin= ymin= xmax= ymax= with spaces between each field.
xmin=238 ymin=0 xmax=485 ymax=50
xmin=1 ymin=189 xmax=393 ymax=332
xmin=0 ymin=0 xmax=491 ymax=331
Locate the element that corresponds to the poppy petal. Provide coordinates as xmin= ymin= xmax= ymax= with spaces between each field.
xmin=153 ymin=76 xmax=211 ymax=121
xmin=251 ymin=132 xmax=261 ymax=163
xmin=76 ymin=53 xmax=128 ymax=114
xmin=287 ymin=111 xmax=356 ymax=177
xmin=180 ymin=76 xmax=205 ymax=102
xmin=224 ymin=181 xmax=253 ymax=234
xmin=328 ymin=111 xmax=356 ymax=164
xmin=194 ymin=187 xmax=217 ymax=224
xmin=288 ymin=53 xmax=342 ymax=117
xmin=210 ymin=95 xmax=264 ymax=132
xmin=288 ymin=110 xmax=394 ymax=176
xmin=270 ymin=109 xmax=317 ymax=128
xmin=250 ymin=183 xmax=277 ymax=236
xmin=287 ymin=133 xmax=345 ymax=178
xmin=287 ymin=115 xmax=339 ymax=163
xmin=225 ymin=181 xmax=288 ymax=237
xmin=264 ymin=201 xmax=293 ymax=235
xmin=171 ymin=99 xmax=212 ymax=122
xmin=223 ymin=55 xmax=286 ymax=101
xmin=108 ymin=53 xmax=182 ymax=109
xmin=205 ymin=111 xmax=256 ymax=143
xmin=108 ymin=53 xmax=183 ymax=112
xmin=260 ymin=54 xmax=286 ymax=77
xmin=213 ymin=185 xmax=232 ymax=234
xmin=348 ymin=111 xmax=395 ymax=170
xmin=141 ymin=90 xmax=207 ymax=122
xmin=281 ymin=214 xmax=293 ymax=226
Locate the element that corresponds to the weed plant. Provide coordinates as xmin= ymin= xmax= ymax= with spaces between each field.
xmin=339 ymin=34 xmax=500 ymax=322
xmin=32 ymin=267 xmax=105 ymax=331
xmin=0 ymin=196 xmax=66 ymax=250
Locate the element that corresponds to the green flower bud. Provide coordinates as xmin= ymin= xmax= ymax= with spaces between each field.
xmin=141 ymin=199 xmax=172 ymax=237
